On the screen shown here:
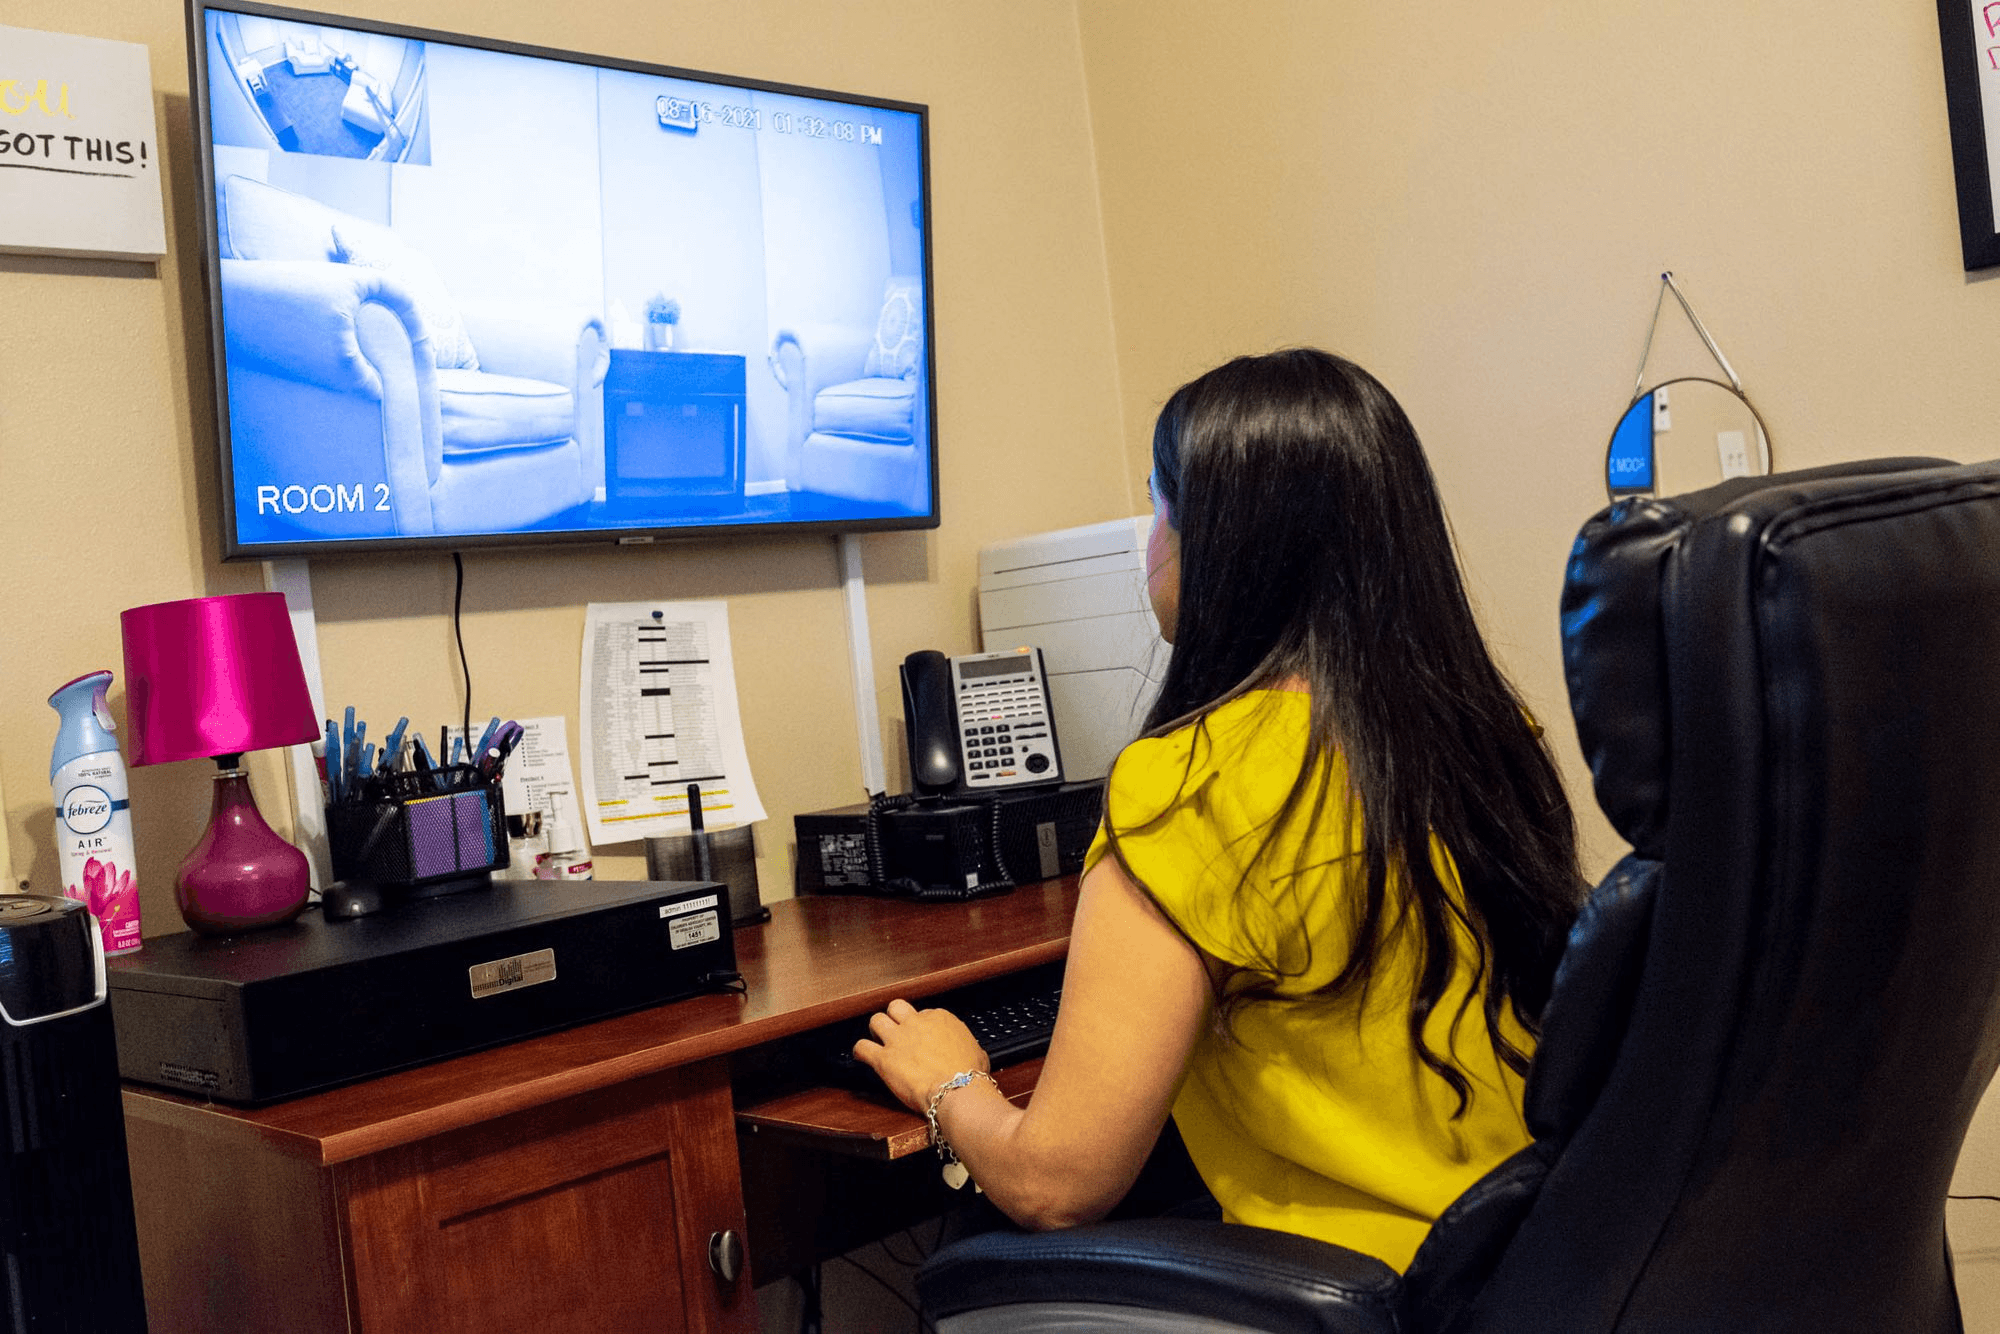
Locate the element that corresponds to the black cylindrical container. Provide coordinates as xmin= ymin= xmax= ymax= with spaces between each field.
xmin=0 ymin=896 xmax=147 ymax=1331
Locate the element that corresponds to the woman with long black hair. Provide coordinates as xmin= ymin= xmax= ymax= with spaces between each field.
xmin=857 ymin=348 xmax=1585 ymax=1270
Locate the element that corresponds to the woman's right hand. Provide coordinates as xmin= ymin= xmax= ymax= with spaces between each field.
xmin=853 ymin=998 xmax=990 ymax=1114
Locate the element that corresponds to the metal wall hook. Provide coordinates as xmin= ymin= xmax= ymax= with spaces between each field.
xmin=1630 ymin=271 xmax=1744 ymax=402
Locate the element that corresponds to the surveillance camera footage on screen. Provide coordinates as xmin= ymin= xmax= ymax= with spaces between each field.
xmin=195 ymin=3 xmax=935 ymax=557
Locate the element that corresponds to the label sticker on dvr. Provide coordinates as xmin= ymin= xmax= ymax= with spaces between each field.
xmin=159 ymin=1062 xmax=220 ymax=1090
xmin=469 ymin=948 xmax=557 ymax=999
xmin=668 ymin=909 xmax=721 ymax=950
xmin=661 ymin=894 xmax=719 ymax=918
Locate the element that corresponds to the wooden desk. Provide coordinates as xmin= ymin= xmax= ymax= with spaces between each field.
xmin=121 ymin=879 xmax=1076 ymax=1334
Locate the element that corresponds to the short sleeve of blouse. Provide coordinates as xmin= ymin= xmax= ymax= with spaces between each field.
xmin=1084 ymin=694 xmax=1330 ymax=971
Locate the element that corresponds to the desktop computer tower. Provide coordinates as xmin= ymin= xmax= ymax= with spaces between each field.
xmin=0 ymin=896 xmax=148 ymax=1331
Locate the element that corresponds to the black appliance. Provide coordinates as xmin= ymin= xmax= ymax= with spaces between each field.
xmin=794 ymin=781 xmax=1104 ymax=899
xmin=107 ymin=879 xmax=737 ymax=1105
xmin=0 ymin=895 xmax=148 ymax=1331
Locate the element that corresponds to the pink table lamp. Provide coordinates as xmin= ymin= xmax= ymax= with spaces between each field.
xmin=120 ymin=593 xmax=320 ymax=935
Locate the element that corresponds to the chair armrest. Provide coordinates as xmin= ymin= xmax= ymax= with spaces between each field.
xmin=459 ymin=305 xmax=609 ymax=389
xmin=219 ymin=258 xmax=430 ymax=396
xmin=769 ymin=322 xmax=874 ymax=399
xmin=1397 ymin=1140 xmax=1554 ymax=1333
xmin=916 ymin=1219 xmax=1402 ymax=1334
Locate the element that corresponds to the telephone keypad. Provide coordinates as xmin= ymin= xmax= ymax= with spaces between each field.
xmin=952 ymin=652 xmax=1060 ymax=790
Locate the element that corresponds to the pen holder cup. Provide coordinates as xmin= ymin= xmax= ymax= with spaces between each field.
xmin=646 ymin=825 xmax=767 ymax=927
xmin=327 ymin=766 xmax=509 ymax=896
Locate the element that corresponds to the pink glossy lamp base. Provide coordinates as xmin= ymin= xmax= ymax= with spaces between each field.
xmin=176 ymin=767 xmax=309 ymax=936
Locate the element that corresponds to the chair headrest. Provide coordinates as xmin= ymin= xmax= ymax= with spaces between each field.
xmin=1559 ymin=458 xmax=1958 ymax=856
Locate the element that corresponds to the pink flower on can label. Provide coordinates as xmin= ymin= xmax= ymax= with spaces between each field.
xmin=81 ymin=857 xmax=136 ymax=925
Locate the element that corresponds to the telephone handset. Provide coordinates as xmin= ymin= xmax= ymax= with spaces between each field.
xmin=900 ymin=647 xmax=1063 ymax=796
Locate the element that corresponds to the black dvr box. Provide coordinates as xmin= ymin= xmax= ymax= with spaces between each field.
xmin=794 ymin=802 xmax=873 ymax=894
xmin=106 ymin=879 xmax=737 ymax=1105
xmin=794 ymin=781 xmax=1105 ymax=896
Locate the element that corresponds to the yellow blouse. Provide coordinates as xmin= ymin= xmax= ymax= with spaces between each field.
xmin=1082 ymin=689 xmax=1533 ymax=1272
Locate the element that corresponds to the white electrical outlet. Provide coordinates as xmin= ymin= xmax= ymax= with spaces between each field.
xmin=1653 ymin=386 xmax=1671 ymax=432
xmin=1717 ymin=429 xmax=1751 ymax=479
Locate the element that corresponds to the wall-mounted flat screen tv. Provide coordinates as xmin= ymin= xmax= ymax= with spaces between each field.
xmin=187 ymin=1 xmax=937 ymax=559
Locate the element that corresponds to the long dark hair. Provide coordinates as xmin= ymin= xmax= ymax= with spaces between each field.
xmin=1112 ymin=348 xmax=1582 ymax=1115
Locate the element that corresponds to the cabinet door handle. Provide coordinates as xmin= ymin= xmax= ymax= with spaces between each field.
xmin=708 ymin=1229 xmax=745 ymax=1285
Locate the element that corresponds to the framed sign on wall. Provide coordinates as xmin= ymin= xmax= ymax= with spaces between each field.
xmin=1937 ymin=0 xmax=2000 ymax=270
xmin=0 ymin=24 xmax=166 ymax=261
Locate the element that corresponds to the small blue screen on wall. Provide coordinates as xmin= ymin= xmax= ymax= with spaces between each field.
xmin=196 ymin=3 xmax=936 ymax=557
xmin=1605 ymin=395 xmax=1655 ymax=496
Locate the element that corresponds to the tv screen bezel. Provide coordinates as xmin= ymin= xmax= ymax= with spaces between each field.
xmin=185 ymin=0 xmax=941 ymax=561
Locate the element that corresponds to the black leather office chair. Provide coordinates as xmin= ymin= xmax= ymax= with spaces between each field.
xmin=917 ymin=457 xmax=2000 ymax=1333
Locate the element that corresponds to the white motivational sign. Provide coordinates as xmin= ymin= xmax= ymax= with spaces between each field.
xmin=0 ymin=25 xmax=166 ymax=260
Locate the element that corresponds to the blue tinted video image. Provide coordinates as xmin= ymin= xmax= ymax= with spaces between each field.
xmin=204 ymin=10 xmax=931 ymax=549
xmin=1606 ymin=394 xmax=1655 ymax=495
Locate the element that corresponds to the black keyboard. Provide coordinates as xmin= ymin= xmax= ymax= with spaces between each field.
xmin=818 ymin=969 xmax=1063 ymax=1091
xmin=961 ymin=985 xmax=1063 ymax=1066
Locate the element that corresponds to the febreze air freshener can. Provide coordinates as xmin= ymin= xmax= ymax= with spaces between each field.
xmin=48 ymin=671 xmax=142 ymax=955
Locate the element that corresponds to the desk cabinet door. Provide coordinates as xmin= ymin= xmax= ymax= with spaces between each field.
xmin=338 ymin=1059 xmax=753 ymax=1334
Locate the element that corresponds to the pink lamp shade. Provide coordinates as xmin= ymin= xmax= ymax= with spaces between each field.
xmin=118 ymin=592 xmax=319 ymax=936
xmin=119 ymin=593 xmax=318 ymax=764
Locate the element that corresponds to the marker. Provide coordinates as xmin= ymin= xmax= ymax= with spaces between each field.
xmin=475 ymin=723 xmax=521 ymax=782
xmin=313 ymin=732 xmax=333 ymax=806
xmin=687 ymin=782 xmax=713 ymax=883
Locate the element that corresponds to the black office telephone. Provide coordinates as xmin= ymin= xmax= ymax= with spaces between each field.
xmin=900 ymin=646 xmax=1064 ymax=796
xmin=860 ymin=648 xmax=1075 ymax=901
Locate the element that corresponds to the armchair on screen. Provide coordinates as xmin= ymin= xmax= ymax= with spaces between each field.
xmin=918 ymin=456 xmax=2000 ymax=1333
xmin=768 ymin=275 xmax=928 ymax=513
xmin=214 ymin=175 xmax=606 ymax=541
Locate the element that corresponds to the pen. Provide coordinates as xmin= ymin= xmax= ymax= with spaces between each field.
xmin=323 ymin=720 xmax=341 ymax=803
xmin=381 ymin=717 xmax=409 ymax=773
xmin=340 ymin=706 xmax=358 ymax=799
xmin=345 ymin=718 xmax=366 ymax=797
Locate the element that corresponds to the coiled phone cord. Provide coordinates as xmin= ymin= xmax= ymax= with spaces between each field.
xmin=863 ymin=790 xmax=1015 ymax=902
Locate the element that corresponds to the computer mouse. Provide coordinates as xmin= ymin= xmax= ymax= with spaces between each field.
xmin=320 ymin=881 xmax=385 ymax=919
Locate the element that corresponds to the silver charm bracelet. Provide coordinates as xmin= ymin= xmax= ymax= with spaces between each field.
xmin=925 ymin=1070 xmax=998 ymax=1190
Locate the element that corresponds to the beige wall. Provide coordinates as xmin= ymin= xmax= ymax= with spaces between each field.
xmin=0 ymin=0 xmax=1135 ymax=921
xmin=1075 ymin=0 xmax=2000 ymax=873
xmin=1073 ymin=0 xmax=2000 ymax=1319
